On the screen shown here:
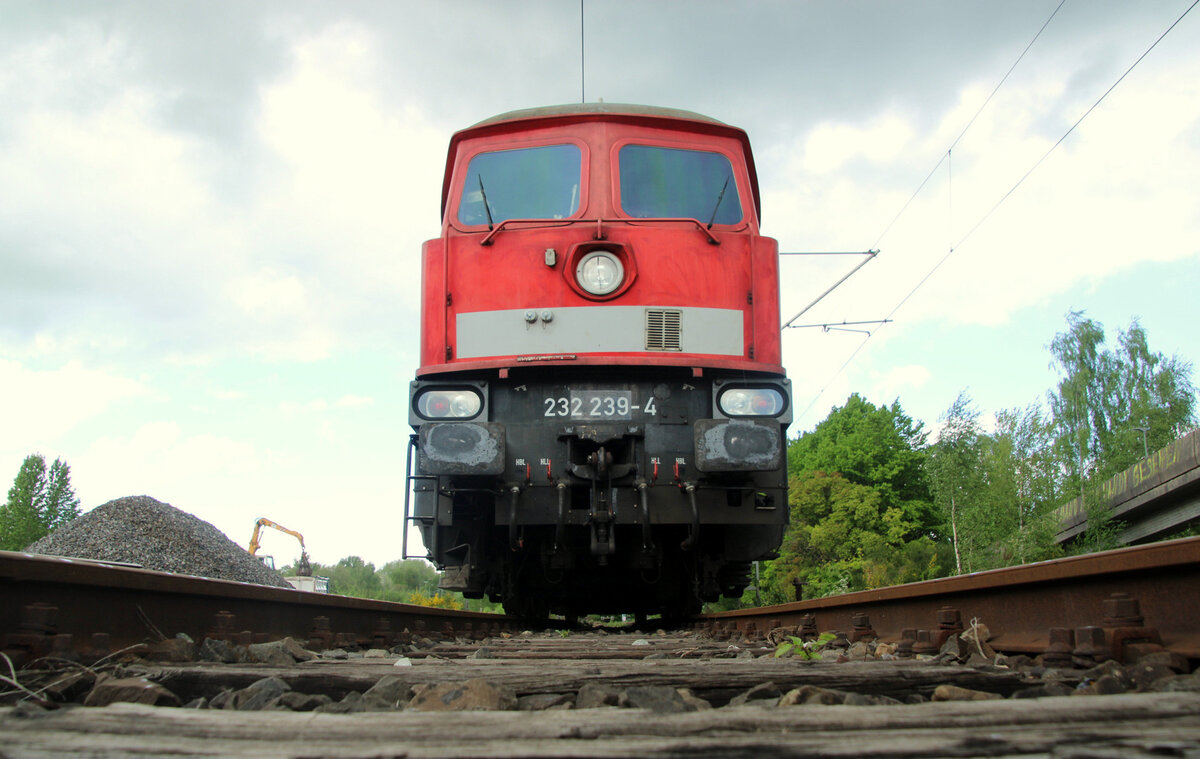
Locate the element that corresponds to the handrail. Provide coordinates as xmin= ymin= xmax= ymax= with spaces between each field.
xmin=479 ymin=216 xmax=720 ymax=246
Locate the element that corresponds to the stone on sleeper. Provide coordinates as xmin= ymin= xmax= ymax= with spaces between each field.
xmin=845 ymin=641 xmax=873 ymax=660
xmin=247 ymin=640 xmax=298 ymax=666
xmin=147 ymin=636 xmax=195 ymax=662
xmin=575 ymin=682 xmax=621 ymax=708
xmin=364 ymin=675 xmax=414 ymax=708
xmin=84 ymin=676 xmax=182 ymax=707
xmin=728 ymin=681 xmax=783 ymax=707
xmin=937 ymin=635 xmax=967 ymax=661
xmin=272 ymin=692 xmax=333 ymax=711
xmin=233 ymin=676 xmax=292 ymax=710
xmin=619 ymin=685 xmax=698 ymax=713
xmin=1127 ymin=662 xmax=1177 ymax=691
xmin=518 ymin=693 xmax=575 ymax=711
xmin=1158 ymin=674 xmax=1200 ymax=693
xmin=316 ymin=691 xmax=366 ymax=714
xmin=39 ymin=670 xmax=95 ymax=703
xmin=931 ymin=684 xmax=1001 ymax=701
xmin=1012 ymin=683 xmax=1073 ymax=699
xmin=1073 ymin=675 xmax=1128 ymax=696
xmin=208 ymin=689 xmax=233 ymax=710
xmin=960 ymin=622 xmax=996 ymax=659
xmin=199 ymin=637 xmax=244 ymax=663
xmin=278 ymin=637 xmax=318 ymax=662
xmin=778 ymin=685 xmax=846 ymax=706
xmin=843 ymin=692 xmax=902 ymax=706
xmin=407 ymin=678 xmax=518 ymax=711
xmin=1133 ymin=650 xmax=1190 ymax=674
xmin=676 ymin=688 xmax=713 ymax=710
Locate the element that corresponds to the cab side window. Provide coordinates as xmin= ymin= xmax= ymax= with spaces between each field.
xmin=618 ymin=145 xmax=742 ymax=224
xmin=458 ymin=144 xmax=582 ymax=225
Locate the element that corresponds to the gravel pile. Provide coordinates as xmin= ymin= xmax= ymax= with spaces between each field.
xmin=25 ymin=495 xmax=291 ymax=587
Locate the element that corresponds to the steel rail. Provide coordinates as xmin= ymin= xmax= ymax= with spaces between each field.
xmin=705 ymin=537 xmax=1200 ymax=661
xmin=0 ymin=551 xmax=509 ymax=665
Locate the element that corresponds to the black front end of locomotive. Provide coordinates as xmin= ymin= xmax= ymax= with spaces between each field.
xmin=406 ymin=368 xmax=791 ymax=620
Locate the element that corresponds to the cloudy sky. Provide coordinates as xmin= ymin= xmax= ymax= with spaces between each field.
xmin=3 ymin=1 xmax=1197 ymax=567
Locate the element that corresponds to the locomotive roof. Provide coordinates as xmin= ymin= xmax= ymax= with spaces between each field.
xmin=441 ymin=103 xmax=761 ymax=223
xmin=470 ymin=102 xmax=729 ymax=128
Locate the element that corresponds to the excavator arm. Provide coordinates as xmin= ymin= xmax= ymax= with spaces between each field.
xmin=248 ymin=518 xmax=312 ymax=576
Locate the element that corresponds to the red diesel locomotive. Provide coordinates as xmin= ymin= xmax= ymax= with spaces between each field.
xmin=405 ymin=103 xmax=791 ymax=620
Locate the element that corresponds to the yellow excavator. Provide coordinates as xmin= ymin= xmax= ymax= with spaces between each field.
xmin=248 ymin=517 xmax=312 ymax=577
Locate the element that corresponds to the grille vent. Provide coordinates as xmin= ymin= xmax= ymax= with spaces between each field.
xmin=645 ymin=309 xmax=682 ymax=351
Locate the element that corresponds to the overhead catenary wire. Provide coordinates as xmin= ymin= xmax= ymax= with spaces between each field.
xmin=952 ymin=0 xmax=1200 ymax=253
xmin=871 ymin=0 xmax=1067 ymax=250
xmin=793 ymin=0 xmax=1199 ymax=424
xmin=781 ymin=250 xmax=878 ymax=329
xmin=578 ymin=0 xmax=583 ymax=102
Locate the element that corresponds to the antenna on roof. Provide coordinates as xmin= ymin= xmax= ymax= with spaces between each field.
xmin=580 ymin=0 xmax=586 ymax=103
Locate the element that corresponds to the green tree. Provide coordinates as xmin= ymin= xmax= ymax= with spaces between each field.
xmin=927 ymin=394 xmax=1065 ymax=574
xmin=1 ymin=454 xmax=81 ymax=550
xmin=761 ymin=395 xmax=945 ymax=601
xmin=981 ymin=405 xmax=1063 ymax=566
xmin=378 ymin=559 xmax=440 ymax=602
xmin=326 ymin=555 xmax=382 ymax=597
xmin=926 ymin=392 xmax=985 ymax=573
xmin=286 ymin=556 xmax=487 ymax=609
xmin=1049 ymin=312 xmax=1196 ymax=551
xmin=1050 ymin=312 xmax=1196 ymax=491
xmin=787 ymin=393 xmax=937 ymax=538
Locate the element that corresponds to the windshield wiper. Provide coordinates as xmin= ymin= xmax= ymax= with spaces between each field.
xmin=477 ymin=175 xmax=495 ymax=231
xmin=706 ymin=176 xmax=731 ymax=229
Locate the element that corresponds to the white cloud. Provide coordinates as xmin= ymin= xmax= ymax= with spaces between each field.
xmin=770 ymin=40 xmax=1200 ymax=349
xmin=254 ymin=23 xmax=447 ymax=301
xmin=226 ymin=270 xmax=310 ymax=320
xmin=78 ymin=421 xmax=276 ymax=507
xmin=0 ymin=19 xmax=441 ymax=369
xmin=802 ymin=113 xmax=916 ymax=174
xmin=0 ymin=359 xmax=148 ymax=443
xmin=869 ymin=364 xmax=934 ymax=403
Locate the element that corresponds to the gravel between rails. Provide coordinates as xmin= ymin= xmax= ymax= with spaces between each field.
xmin=24 ymin=495 xmax=291 ymax=587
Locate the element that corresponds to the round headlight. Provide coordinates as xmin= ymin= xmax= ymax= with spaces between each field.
xmin=576 ymin=250 xmax=624 ymax=296
xmin=417 ymin=389 xmax=482 ymax=419
xmin=719 ymin=387 xmax=785 ymax=417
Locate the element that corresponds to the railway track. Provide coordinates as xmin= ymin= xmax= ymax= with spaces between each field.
xmin=3 ymin=539 xmax=1199 ymax=757
xmin=0 ymin=550 xmax=509 ymax=668
xmin=706 ymin=536 xmax=1200 ymax=663
xmin=5 ymin=537 xmax=1197 ymax=666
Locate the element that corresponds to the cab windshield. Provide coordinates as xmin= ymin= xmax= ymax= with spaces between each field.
xmin=458 ymin=144 xmax=581 ymax=225
xmin=618 ymin=144 xmax=742 ymax=224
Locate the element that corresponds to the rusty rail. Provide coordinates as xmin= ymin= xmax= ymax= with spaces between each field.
xmin=706 ymin=537 xmax=1200 ymax=662
xmin=0 ymin=551 xmax=509 ymax=666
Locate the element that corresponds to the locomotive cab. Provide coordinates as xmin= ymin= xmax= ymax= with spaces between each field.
xmin=406 ymin=104 xmax=791 ymax=621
